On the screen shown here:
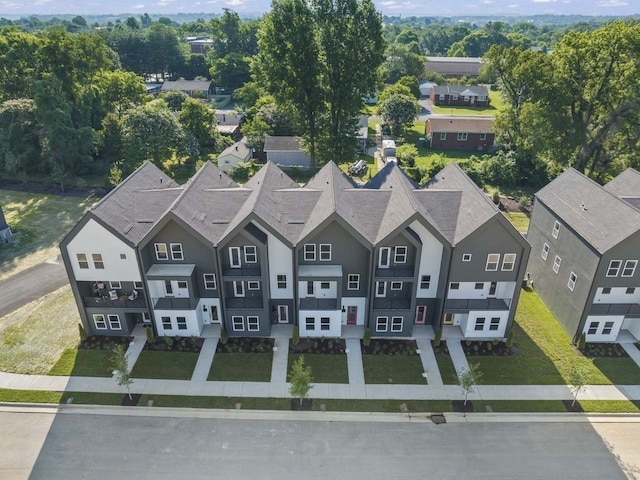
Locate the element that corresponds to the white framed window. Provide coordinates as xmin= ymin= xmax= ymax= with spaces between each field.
xmin=232 ymin=316 xmax=244 ymax=331
xmin=440 ymin=132 xmax=447 ymax=140
xmin=553 ymin=255 xmax=562 ymax=274
xmin=486 ymin=254 xmax=500 ymax=271
xmin=474 ymin=282 xmax=484 ymax=290
xmin=602 ymin=287 xmax=611 ymax=295
xmin=457 ymin=132 xmax=468 ymax=141
xmin=376 ymin=316 xmax=388 ymax=332
xmin=475 ymin=317 xmax=486 ymax=331
xmin=462 ymin=254 xmax=472 ymax=262
xmin=107 ymin=315 xmax=121 ymax=329
xmin=587 ymin=322 xmax=599 ymax=335
xmin=176 ymin=316 xmax=187 ymax=330
xmin=375 ymin=281 xmax=386 ymax=297
xmin=390 ymin=281 xmax=403 ymax=290
xmin=489 ymin=317 xmax=500 ymax=331
xmin=501 ymin=253 xmax=516 ymax=271
xmin=319 ymin=244 xmax=331 ymax=261
xmin=552 ymin=220 xmax=560 ymax=239
xmin=439 ymin=93 xmax=445 ymax=100
xmin=203 ymin=274 xmax=216 ymax=290
xmin=155 ymin=243 xmax=168 ymax=260
xmin=120 ymin=253 xmax=127 ymax=260
xmin=626 ymin=287 xmax=635 ymax=295
xmin=304 ymin=244 xmax=316 ymax=261
xmin=479 ymin=133 xmax=487 ymax=140
xmin=170 ymin=243 xmax=183 ymax=260
xmin=247 ymin=316 xmax=259 ymax=331
xmin=320 ymin=282 xmax=330 ymax=289
xmin=248 ymin=281 xmax=260 ymax=290
xmin=394 ymin=246 xmax=407 ymax=264
xmin=606 ymin=260 xmax=622 ymax=277
xmin=229 ymin=247 xmax=241 ymax=267
xmin=542 ymin=243 xmax=549 ymax=261
xmin=177 ymin=281 xmax=187 ymax=289
xmin=244 ymin=245 xmax=257 ymax=263
xmin=391 ymin=316 xmax=403 ymax=332
xmin=161 ymin=316 xmax=172 ymax=330
xmin=76 ymin=253 xmax=89 ymax=269
xmin=420 ymin=275 xmax=431 ymax=289
xmin=602 ymin=321 xmax=614 ymax=335
xmin=568 ymin=272 xmax=577 ymax=291
xmin=622 ymin=260 xmax=637 ymax=277
xmin=320 ymin=317 xmax=330 ymax=331
xmin=277 ymin=274 xmax=287 ymax=289
xmin=378 ymin=247 xmax=391 ymax=268
xmin=347 ymin=274 xmax=360 ymax=290
xmin=92 ymin=253 xmax=104 ymax=269
xmin=450 ymin=282 xmax=460 ymax=290
xmin=93 ymin=314 xmax=107 ymax=330
xmin=306 ymin=317 xmax=315 ymax=330
xmin=233 ymin=281 xmax=245 ymax=297
xmin=109 ymin=281 xmax=122 ymax=289
xmin=134 ymin=281 xmax=143 ymax=289
xmin=452 ymin=94 xmax=458 ymax=100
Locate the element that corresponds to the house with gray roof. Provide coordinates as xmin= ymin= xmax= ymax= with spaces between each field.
xmin=426 ymin=116 xmax=495 ymax=152
xmin=161 ymin=80 xmax=213 ymax=98
xmin=61 ymin=160 xmax=529 ymax=341
xmin=264 ymin=136 xmax=312 ymax=169
xmin=425 ymin=57 xmax=483 ymax=78
xmin=217 ymin=138 xmax=252 ymax=173
xmin=430 ymin=85 xmax=489 ymax=107
xmin=0 ymin=205 xmax=12 ymax=246
xmin=526 ymin=168 xmax=640 ymax=343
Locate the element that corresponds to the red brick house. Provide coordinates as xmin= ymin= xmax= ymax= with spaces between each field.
xmin=430 ymin=85 xmax=489 ymax=107
xmin=425 ymin=116 xmax=495 ymax=152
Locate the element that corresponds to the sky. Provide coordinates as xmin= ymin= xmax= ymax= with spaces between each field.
xmin=0 ymin=0 xmax=637 ymax=18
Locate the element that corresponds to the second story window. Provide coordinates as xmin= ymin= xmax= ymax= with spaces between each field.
xmin=277 ymin=274 xmax=287 ymax=289
xmin=170 ymin=243 xmax=183 ymax=261
xmin=502 ymin=254 xmax=516 ymax=271
xmin=378 ymin=247 xmax=391 ymax=268
xmin=450 ymin=282 xmax=460 ymax=290
xmin=203 ymin=274 xmax=216 ymax=290
xmin=568 ymin=272 xmax=577 ymax=291
xmin=304 ymin=244 xmax=316 ymax=261
xmin=76 ymin=253 xmax=89 ymax=269
xmin=347 ymin=274 xmax=360 ymax=290
xmin=622 ymin=260 xmax=637 ymax=277
xmin=485 ymin=254 xmax=500 ymax=271
xmin=155 ymin=243 xmax=168 ymax=260
xmin=606 ymin=260 xmax=622 ymax=277
xmin=394 ymin=246 xmax=407 ymax=264
xmin=542 ymin=243 xmax=549 ymax=261
xmin=420 ymin=275 xmax=431 ymax=289
xmin=244 ymin=245 xmax=257 ymax=263
xmin=462 ymin=254 xmax=472 ymax=262
xmin=92 ymin=253 xmax=104 ymax=269
xmin=319 ymin=244 xmax=331 ymax=261
xmin=553 ymin=255 xmax=562 ymax=274
xmin=229 ymin=247 xmax=241 ymax=267
xmin=552 ymin=220 xmax=560 ymax=239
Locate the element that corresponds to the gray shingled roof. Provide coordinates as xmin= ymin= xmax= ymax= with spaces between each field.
xmin=536 ymin=168 xmax=640 ymax=254
xmin=161 ymin=80 xmax=211 ymax=92
xmin=603 ymin=168 xmax=640 ymax=211
xmin=426 ymin=57 xmax=483 ymax=76
xmin=219 ymin=140 xmax=252 ymax=161
xmin=432 ymin=85 xmax=488 ymax=97
xmin=264 ymin=136 xmax=303 ymax=152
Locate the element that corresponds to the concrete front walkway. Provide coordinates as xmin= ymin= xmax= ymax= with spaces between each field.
xmin=270 ymin=334 xmax=290 ymax=384
xmin=345 ymin=339 xmax=365 ymax=385
xmin=191 ymin=338 xmax=219 ymax=382
xmin=416 ymin=339 xmax=443 ymax=386
xmin=446 ymin=339 xmax=470 ymax=382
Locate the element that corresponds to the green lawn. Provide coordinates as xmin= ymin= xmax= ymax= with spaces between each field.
xmin=435 ymin=352 xmax=459 ymax=385
xmin=473 ymin=400 xmax=567 ymax=413
xmin=504 ymin=212 xmax=530 ymax=234
xmin=338 ymin=154 xmax=378 ymax=181
xmin=139 ymin=394 xmax=291 ymax=410
xmin=431 ymin=90 xmax=505 ymax=116
xmin=208 ymin=353 xmax=273 ymax=382
xmin=60 ymin=392 xmax=124 ymax=405
xmin=288 ymin=353 xmax=348 ymax=384
xmin=579 ymin=400 xmax=640 ymax=413
xmin=362 ymin=355 xmax=426 ymax=384
xmin=48 ymin=349 xmax=114 ymax=377
xmin=0 ymin=388 xmax=62 ymax=404
xmin=131 ymin=350 xmax=198 ymax=380
xmin=0 ymin=190 xmax=96 ymax=280
xmin=0 ymin=286 xmax=80 ymax=374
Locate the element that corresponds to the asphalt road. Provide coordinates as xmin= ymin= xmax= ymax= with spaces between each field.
xmin=17 ymin=409 xmax=630 ymax=480
xmin=0 ymin=257 xmax=68 ymax=318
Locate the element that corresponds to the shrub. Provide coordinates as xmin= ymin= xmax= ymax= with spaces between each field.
xmin=78 ymin=323 xmax=87 ymax=342
xmin=492 ymin=190 xmax=500 ymax=204
xmin=163 ymin=336 xmax=173 ymax=348
xmin=433 ymin=327 xmax=442 ymax=348
xmin=577 ymin=332 xmax=586 ymax=350
xmin=363 ymin=327 xmax=371 ymax=347
xmin=220 ymin=325 xmax=228 ymax=345
xmin=292 ymin=325 xmax=300 ymax=345
xmin=145 ymin=325 xmax=155 ymax=345
xmin=505 ymin=330 xmax=514 ymax=348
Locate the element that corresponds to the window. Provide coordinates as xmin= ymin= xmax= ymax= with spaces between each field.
xmin=277 ymin=274 xmax=287 ymax=289
xmin=439 ymin=94 xmax=445 ymax=100
xmin=320 ymin=282 xmax=330 ymax=289
xmin=568 ymin=272 xmax=577 ymax=291
xmin=134 ymin=281 xmax=143 ymax=289
xmin=452 ymin=94 xmax=458 ymax=100
xmin=489 ymin=317 xmax=500 ymax=331
xmin=553 ymin=255 xmax=561 ymax=274
xmin=306 ymin=317 xmax=315 ymax=331
xmin=92 ymin=253 xmax=104 ymax=269
xmin=304 ymin=244 xmax=316 ymax=261
xmin=176 ymin=316 xmax=187 ymax=330
xmin=169 ymin=243 xmax=183 ymax=260
xmin=319 ymin=244 xmax=331 ymax=261
xmin=622 ymin=260 xmax=637 ymax=277
xmin=489 ymin=282 xmax=497 ymax=296
xmin=375 ymin=281 xmax=386 ymax=297
xmin=607 ymin=260 xmax=622 ymax=277
xmin=247 ymin=316 xmax=259 ymax=331
xmin=552 ymin=221 xmax=560 ymax=239
xmin=229 ymin=247 xmax=241 ymax=267
xmin=475 ymin=317 xmax=486 ymax=331
xmin=450 ymin=282 xmax=459 ymax=290
xmin=232 ymin=316 xmax=244 ymax=331
xmin=120 ymin=253 xmax=127 ymax=260
xmin=307 ymin=282 xmax=314 ymax=296
xmin=626 ymin=287 xmax=636 ymax=295
xmin=378 ymin=247 xmax=391 ymax=268
xmin=376 ymin=316 xmax=388 ymax=332
xmin=244 ymin=245 xmax=257 ymax=263
xmin=76 ymin=253 xmax=89 ymax=269
xmin=541 ymin=243 xmax=549 ymax=261
xmin=347 ymin=274 xmax=360 ymax=290
xmin=474 ymin=282 xmax=484 ymax=290
xmin=110 ymin=281 xmax=122 ymax=289
xmin=501 ymin=253 xmax=516 ymax=271
xmin=462 ymin=254 xmax=472 ymax=262
xmin=479 ymin=133 xmax=486 ymax=140
xmin=420 ymin=275 xmax=431 ymax=289
xmin=457 ymin=132 xmax=468 ymax=141
xmin=108 ymin=315 xmax=121 ymax=329
xmin=320 ymin=317 xmax=330 ymax=331
xmin=391 ymin=317 xmax=403 ymax=332
xmin=602 ymin=321 xmax=614 ymax=335
xmin=602 ymin=287 xmax=611 ymax=295
xmin=203 ymin=274 xmax=216 ymax=290
xmin=177 ymin=281 xmax=187 ymax=289
xmin=486 ymin=254 xmax=500 ymax=271
xmin=440 ymin=132 xmax=447 ymax=140
xmin=390 ymin=281 xmax=403 ymax=290
xmin=248 ymin=281 xmax=260 ymax=290
xmin=394 ymin=246 xmax=407 ymax=264
xmin=464 ymin=95 xmax=469 ymax=102
xmin=155 ymin=243 xmax=168 ymax=260
xmin=233 ymin=281 xmax=245 ymax=297
xmin=164 ymin=280 xmax=173 ymax=295
xmin=93 ymin=314 xmax=107 ymax=330
xmin=162 ymin=316 xmax=172 ymax=330
xmin=587 ymin=322 xmax=598 ymax=335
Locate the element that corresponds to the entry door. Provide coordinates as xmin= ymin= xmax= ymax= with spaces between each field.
xmin=470 ymin=96 xmax=475 ymax=104
xmin=210 ymin=305 xmax=220 ymax=324
xmin=233 ymin=281 xmax=245 ymax=297
xmin=488 ymin=282 xmax=497 ymax=297
xmin=277 ymin=305 xmax=288 ymax=323
xmin=174 ymin=281 xmax=189 ymax=298
xmin=347 ymin=306 xmax=357 ymax=325
xmin=307 ymin=281 xmax=315 ymax=297
xmin=415 ymin=305 xmax=427 ymax=325
xmin=443 ymin=313 xmax=454 ymax=325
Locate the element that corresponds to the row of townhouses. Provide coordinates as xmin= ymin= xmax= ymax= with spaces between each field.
xmin=60 ymin=160 xmax=531 ymax=341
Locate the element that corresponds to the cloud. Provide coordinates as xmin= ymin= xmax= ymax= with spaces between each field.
xmin=596 ymin=0 xmax=628 ymax=6
xmin=33 ymin=0 xmax=53 ymax=5
xmin=132 ymin=4 xmax=145 ymax=8
xmin=507 ymin=3 xmax=519 ymax=7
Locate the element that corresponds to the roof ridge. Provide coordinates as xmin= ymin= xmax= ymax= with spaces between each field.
xmin=566 ymin=167 xmax=640 ymax=218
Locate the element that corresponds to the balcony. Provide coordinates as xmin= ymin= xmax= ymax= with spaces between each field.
xmin=299 ymin=298 xmax=339 ymax=311
xmin=444 ymin=298 xmax=509 ymax=313
xmin=372 ymin=298 xmax=411 ymax=310
xmin=222 ymin=265 xmax=261 ymax=277
xmin=374 ymin=265 xmax=415 ymax=278
xmin=589 ymin=303 xmax=640 ymax=316
xmin=226 ymin=297 xmax=264 ymax=309
xmin=83 ymin=294 xmax=146 ymax=309
xmin=152 ymin=297 xmax=197 ymax=310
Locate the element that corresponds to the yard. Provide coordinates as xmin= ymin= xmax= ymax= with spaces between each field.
xmin=0 ymin=189 xmax=96 ymax=280
xmin=48 ymin=349 xmax=114 ymax=377
xmin=430 ymin=89 xmax=505 ymax=116
xmin=131 ymin=350 xmax=199 ymax=380
xmin=208 ymin=352 xmax=273 ymax=382
xmin=288 ymin=353 xmax=348 ymax=384
xmin=362 ymin=355 xmax=426 ymax=384
xmin=504 ymin=212 xmax=530 ymax=234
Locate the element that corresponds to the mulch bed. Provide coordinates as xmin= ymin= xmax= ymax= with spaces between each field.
xmin=431 ymin=342 xmax=450 ymax=355
xmin=498 ymin=196 xmax=532 ymax=214
xmin=121 ymin=393 xmax=142 ymax=406
xmin=361 ymin=339 xmax=418 ymax=355
xmin=79 ymin=336 xmax=133 ymax=351
xmin=216 ymin=337 xmax=275 ymax=353
xmin=452 ymin=400 xmax=474 ymax=413
xmin=461 ymin=340 xmax=519 ymax=357
xmin=290 ymin=338 xmax=346 ymax=354
xmin=579 ymin=343 xmax=629 ymax=358
xmin=144 ymin=336 xmax=204 ymax=353
xmin=290 ymin=398 xmax=313 ymax=411
xmin=562 ymin=400 xmax=584 ymax=413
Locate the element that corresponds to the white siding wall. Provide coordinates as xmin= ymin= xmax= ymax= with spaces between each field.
xmin=583 ymin=315 xmax=624 ymax=342
xmin=299 ymin=310 xmax=341 ymax=337
xmin=593 ymin=287 xmax=640 ymax=304
xmin=623 ymin=317 xmax=640 ymax=341
xmin=67 ymin=219 xmax=141 ymax=281
xmin=298 ymin=281 xmax=338 ymax=299
xmin=411 ymin=220 xmax=443 ymax=299
xmin=462 ymin=310 xmax=509 ymax=338
xmin=154 ymin=310 xmax=201 ymax=336
xmin=252 ymin=222 xmax=294 ymax=299
xmin=447 ymin=282 xmax=486 ymax=299
xmin=340 ymin=297 xmax=366 ymax=325
xmin=196 ymin=298 xmax=221 ymax=325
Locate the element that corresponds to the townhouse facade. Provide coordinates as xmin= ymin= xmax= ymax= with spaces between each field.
xmin=61 ymin=160 xmax=529 ymax=341
xmin=526 ymin=168 xmax=640 ymax=343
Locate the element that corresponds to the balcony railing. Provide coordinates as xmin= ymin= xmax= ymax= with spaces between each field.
xmin=374 ymin=265 xmax=415 ymax=278
xmin=221 ymin=265 xmax=261 ymax=277
xmin=226 ymin=297 xmax=264 ymax=309
xmin=83 ymin=295 xmax=146 ymax=309
xmin=444 ymin=298 xmax=509 ymax=312
xmin=299 ymin=298 xmax=339 ymax=311
xmin=372 ymin=298 xmax=411 ymax=310
xmin=152 ymin=297 xmax=197 ymax=310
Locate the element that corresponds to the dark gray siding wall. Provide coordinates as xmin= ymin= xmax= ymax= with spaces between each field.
xmin=84 ymin=307 xmax=137 ymax=336
xmin=593 ymin=231 xmax=640 ymax=288
xmin=526 ymin=201 xmax=599 ymax=339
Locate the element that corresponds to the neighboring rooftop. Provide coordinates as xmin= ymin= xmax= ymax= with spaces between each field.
xmin=432 ymin=85 xmax=488 ymax=97
xmin=427 ymin=116 xmax=494 ymax=134
xmin=161 ymin=80 xmax=212 ymax=92
xmin=264 ymin=136 xmax=303 ymax=152
xmin=603 ymin=168 xmax=640 ymax=211
xmin=425 ymin=57 xmax=483 ymax=77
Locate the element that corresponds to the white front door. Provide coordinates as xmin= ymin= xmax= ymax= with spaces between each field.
xmin=210 ymin=305 xmax=220 ymax=324
xmin=229 ymin=247 xmax=241 ymax=268
xmin=277 ymin=305 xmax=288 ymax=323
xmin=233 ymin=281 xmax=245 ymax=297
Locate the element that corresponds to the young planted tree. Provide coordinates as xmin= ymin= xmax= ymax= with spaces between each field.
xmin=459 ymin=363 xmax=483 ymax=407
xmin=289 ymin=355 xmax=313 ymax=405
xmin=110 ymin=344 xmax=134 ymax=400
xmin=568 ymin=363 xmax=591 ymax=408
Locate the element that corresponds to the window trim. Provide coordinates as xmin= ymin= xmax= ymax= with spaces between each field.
xmin=304 ymin=244 xmax=316 ymax=261
xmin=229 ymin=246 xmax=241 ymax=268
xmin=276 ymin=274 xmax=287 ymax=289
xmin=541 ymin=243 xmax=549 ymax=261
xmin=93 ymin=314 xmax=107 ymax=330
xmin=568 ymin=272 xmax=577 ymax=291
xmin=489 ymin=317 xmax=500 ymax=331
xmin=244 ymin=245 xmax=257 ymax=264
xmin=319 ymin=244 xmax=331 ymax=261
xmin=394 ymin=246 xmax=407 ymax=264
xmin=501 ymin=253 xmax=516 ymax=271
xmin=107 ymin=314 xmax=122 ymax=330
xmin=486 ymin=253 xmax=500 ymax=271
xmin=375 ymin=281 xmax=386 ymax=297
xmin=92 ymin=253 xmax=104 ymax=269
xmin=378 ymin=247 xmax=391 ymax=268
xmin=320 ymin=317 xmax=330 ymax=331
xmin=440 ymin=132 xmax=447 ymax=140
xmin=479 ymin=133 xmax=487 ymax=140
xmin=553 ymin=255 xmax=561 ymax=274
xmin=376 ymin=316 xmax=389 ymax=332
xmin=474 ymin=317 xmax=486 ymax=331
xmin=305 ymin=317 xmax=315 ymax=331
xmin=154 ymin=243 xmax=168 ymax=261
xmin=232 ymin=316 xmax=244 ymax=331
xmin=390 ymin=281 xmax=403 ymax=290
xmin=233 ymin=281 xmax=245 ymax=297
xmin=602 ymin=321 xmax=614 ymax=335
xmin=134 ymin=281 xmax=143 ymax=289
xmin=247 ymin=281 xmax=260 ymax=290
xmin=203 ymin=274 xmax=217 ymax=290
xmin=462 ymin=254 xmax=472 ymax=262
xmin=420 ymin=275 xmax=431 ymax=289
xmin=161 ymin=316 xmax=172 ymax=330
xmin=606 ymin=260 xmax=622 ymax=277
xmin=76 ymin=253 xmax=89 ymax=269
xmin=391 ymin=316 xmax=403 ymax=332
xmin=587 ymin=321 xmax=599 ymax=335
xmin=170 ymin=243 xmax=183 ymax=261
xmin=622 ymin=260 xmax=637 ymax=278
xmin=109 ymin=281 xmax=121 ymax=289
xmin=457 ymin=132 xmax=468 ymax=141
xmin=347 ymin=274 xmax=360 ymax=290
xmin=176 ymin=316 xmax=187 ymax=330
xmin=552 ymin=220 xmax=560 ymax=239
xmin=247 ymin=316 xmax=259 ymax=331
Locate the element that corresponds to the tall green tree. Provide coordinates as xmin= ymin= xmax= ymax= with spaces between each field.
xmin=378 ymin=93 xmax=419 ymax=136
xmin=179 ymin=98 xmax=219 ymax=148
